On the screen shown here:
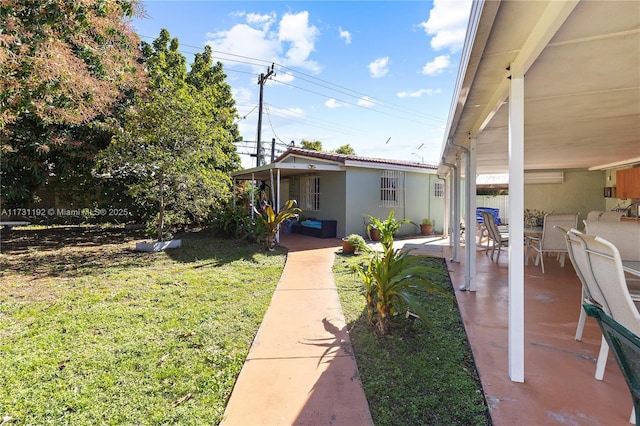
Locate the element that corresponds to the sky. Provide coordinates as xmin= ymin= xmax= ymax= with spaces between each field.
xmin=131 ymin=1 xmax=473 ymax=169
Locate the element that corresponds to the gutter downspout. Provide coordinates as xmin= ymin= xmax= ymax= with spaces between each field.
xmin=447 ymin=138 xmax=476 ymax=291
xmin=441 ymin=158 xmax=459 ymax=263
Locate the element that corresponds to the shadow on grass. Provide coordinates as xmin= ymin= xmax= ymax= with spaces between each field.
xmin=0 ymin=226 xmax=284 ymax=279
xmin=333 ymin=254 xmax=493 ymax=425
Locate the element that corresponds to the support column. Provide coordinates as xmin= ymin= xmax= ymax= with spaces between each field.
xmin=508 ymin=75 xmax=525 ymax=383
xmin=466 ymin=138 xmax=477 ymax=291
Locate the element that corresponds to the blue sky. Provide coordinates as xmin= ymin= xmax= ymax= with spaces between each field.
xmin=132 ymin=1 xmax=472 ymax=168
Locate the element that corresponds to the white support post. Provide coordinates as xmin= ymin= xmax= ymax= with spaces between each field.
xmin=466 ymin=138 xmax=477 ymax=291
xmin=508 ymin=75 xmax=525 ymax=383
xmin=276 ymin=169 xmax=281 ymax=243
xmin=251 ymin=173 xmax=255 ymax=219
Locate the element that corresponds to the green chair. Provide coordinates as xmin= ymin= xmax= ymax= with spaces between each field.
xmin=584 ymin=303 xmax=639 ymax=424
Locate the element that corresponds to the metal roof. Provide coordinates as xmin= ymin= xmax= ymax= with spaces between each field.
xmin=232 ymin=147 xmax=438 ymax=181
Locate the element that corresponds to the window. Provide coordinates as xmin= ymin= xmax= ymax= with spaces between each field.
xmin=381 ymin=170 xmax=402 ymax=207
xmin=301 ymin=175 xmax=320 ymax=211
xmin=434 ymin=181 xmax=445 ymax=198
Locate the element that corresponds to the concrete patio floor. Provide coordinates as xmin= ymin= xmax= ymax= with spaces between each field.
xmin=221 ymin=232 xmax=633 ymax=425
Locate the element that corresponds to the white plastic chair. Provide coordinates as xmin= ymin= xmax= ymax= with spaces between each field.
xmin=526 ymin=213 xmax=578 ymax=273
xmin=481 ymin=210 xmax=509 ymax=262
xmin=599 ymin=211 xmax=625 ymax=222
xmin=586 ymin=210 xmax=603 ymax=221
xmin=570 ymin=230 xmax=640 ymax=423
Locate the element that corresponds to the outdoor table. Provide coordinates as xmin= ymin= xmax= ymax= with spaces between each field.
xmin=525 ymin=226 xmax=543 ymax=237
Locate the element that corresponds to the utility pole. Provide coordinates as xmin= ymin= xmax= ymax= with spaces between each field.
xmin=270 ymin=138 xmax=276 ymax=163
xmin=256 ymin=63 xmax=275 ymax=167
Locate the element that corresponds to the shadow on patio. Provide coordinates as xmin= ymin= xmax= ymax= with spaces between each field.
xmin=447 ymin=242 xmax=632 ymax=425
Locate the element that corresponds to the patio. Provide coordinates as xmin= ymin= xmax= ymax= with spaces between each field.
xmin=445 ymin=241 xmax=632 ymax=425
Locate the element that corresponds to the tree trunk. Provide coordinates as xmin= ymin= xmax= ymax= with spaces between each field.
xmin=157 ymin=172 xmax=164 ymax=241
xmin=376 ymin=301 xmax=390 ymax=335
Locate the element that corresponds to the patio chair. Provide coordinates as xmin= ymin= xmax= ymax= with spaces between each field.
xmin=571 ymin=235 xmax=640 ymax=348
xmin=566 ymin=230 xmax=640 ymax=372
xmin=526 ymin=213 xmax=578 ymax=273
xmin=565 ymin=229 xmax=611 ymax=379
xmin=584 ymin=304 xmax=639 ymax=425
xmin=600 ymin=211 xmax=625 ymax=222
xmin=481 ymin=210 xmax=509 ymax=262
xmin=586 ymin=210 xmax=603 ymax=221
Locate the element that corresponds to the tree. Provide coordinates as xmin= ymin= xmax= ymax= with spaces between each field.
xmin=0 ymin=0 xmax=145 ymax=207
xmin=97 ymin=30 xmax=241 ymax=240
xmin=301 ymin=140 xmax=323 ymax=151
xmin=335 ymin=144 xmax=356 ymax=155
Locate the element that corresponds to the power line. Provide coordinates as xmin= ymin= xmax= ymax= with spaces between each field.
xmin=138 ymin=34 xmax=445 ymax=127
xmin=272 ymin=78 xmax=441 ymax=127
xmin=274 ymin=64 xmax=446 ymax=123
xmin=264 ymin=102 xmax=359 ymax=136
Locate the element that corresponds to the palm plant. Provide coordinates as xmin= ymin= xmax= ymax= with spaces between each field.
xmin=254 ymin=199 xmax=301 ymax=250
xmin=362 ymin=247 xmax=445 ymax=334
xmin=358 ymin=210 xmax=448 ymax=334
xmin=366 ymin=211 xmax=409 ymax=252
xmin=355 ymin=258 xmax=376 ymax=325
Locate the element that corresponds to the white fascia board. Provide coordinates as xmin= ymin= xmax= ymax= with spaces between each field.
xmin=344 ymin=160 xmax=436 ymax=174
xmin=275 ymin=162 xmax=344 ymax=172
xmin=280 ymin=153 xmax=340 ymax=166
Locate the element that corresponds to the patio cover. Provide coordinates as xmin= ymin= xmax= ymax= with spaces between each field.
xmin=439 ymin=0 xmax=640 ymax=382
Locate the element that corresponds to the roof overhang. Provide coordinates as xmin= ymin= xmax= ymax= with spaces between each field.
xmin=439 ymin=0 xmax=640 ymax=176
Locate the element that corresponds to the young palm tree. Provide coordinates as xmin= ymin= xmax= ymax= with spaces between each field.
xmin=360 ymin=210 xmax=448 ymax=334
xmin=254 ymin=199 xmax=301 ymax=250
xmin=366 ymin=248 xmax=443 ymax=334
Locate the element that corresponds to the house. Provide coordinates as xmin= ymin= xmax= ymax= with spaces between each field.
xmin=438 ymin=0 xmax=639 ymax=381
xmin=231 ymin=147 xmax=445 ymax=238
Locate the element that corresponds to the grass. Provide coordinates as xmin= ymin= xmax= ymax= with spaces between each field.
xmin=1 ymin=226 xmax=491 ymax=425
xmin=0 ymin=226 xmax=286 ymax=425
xmin=333 ymin=252 xmax=492 ymax=426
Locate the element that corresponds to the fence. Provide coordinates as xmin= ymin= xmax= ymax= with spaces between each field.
xmin=476 ymin=195 xmax=509 ymax=224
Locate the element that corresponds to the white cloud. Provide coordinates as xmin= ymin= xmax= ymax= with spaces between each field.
xmin=339 ymin=26 xmax=351 ymax=45
xmin=420 ymin=0 xmax=472 ymax=52
xmin=421 ymin=55 xmax=451 ymax=75
xmin=368 ymin=57 xmax=390 ymax=78
xmin=325 ymin=98 xmax=343 ymax=109
xmin=245 ymin=12 xmax=276 ymax=31
xmin=357 ymin=96 xmax=375 ymax=107
xmin=397 ymin=88 xmax=442 ymax=98
xmin=206 ymin=24 xmax=281 ymax=68
xmin=273 ymin=71 xmax=295 ymax=84
xmin=206 ymin=10 xmax=320 ymax=73
xmin=233 ymin=87 xmax=254 ymax=104
xmin=278 ymin=11 xmax=320 ymax=71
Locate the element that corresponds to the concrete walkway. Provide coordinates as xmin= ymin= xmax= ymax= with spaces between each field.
xmin=220 ymin=233 xmax=374 ymax=425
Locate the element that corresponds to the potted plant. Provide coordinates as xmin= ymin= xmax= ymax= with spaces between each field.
xmin=366 ymin=211 xmax=409 ymax=250
xmin=420 ymin=218 xmax=433 ymax=235
xmin=342 ymin=234 xmax=367 ymax=254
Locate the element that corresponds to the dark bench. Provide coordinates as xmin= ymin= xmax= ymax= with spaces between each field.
xmin=291 ymin=220 xmax=337 ymax=238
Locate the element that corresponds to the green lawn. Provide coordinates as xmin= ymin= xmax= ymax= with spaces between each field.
xmin=333 ymin=252 xmax=492 ymax=426
xmin=1 ymin=227 xmax=491 ymax=425
xmin=0 ymin=227 xmax=285 ymax=425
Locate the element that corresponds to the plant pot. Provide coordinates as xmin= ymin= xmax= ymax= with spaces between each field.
xmin=135 ymin=239 xmax=182 ymax=252
xmin=420 ymin=224 xmax=433 ymax=236
xmin=342 ymin=240 xmax=356 ymax=254
xmin=369 ymin=228 xmax=380 ymax=241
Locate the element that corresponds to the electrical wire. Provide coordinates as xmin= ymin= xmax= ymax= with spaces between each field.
xmin=137 ymin=34 xmax=446 ymax=128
